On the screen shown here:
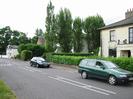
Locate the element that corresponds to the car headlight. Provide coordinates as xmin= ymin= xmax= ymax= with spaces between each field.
xmin=119 ymin=75 xmax=127 ymax=77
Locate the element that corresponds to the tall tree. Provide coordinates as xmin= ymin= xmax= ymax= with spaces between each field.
xmin=35 ymin=28 xmax=44 ymax=37
xmin=45 ymin=1 xmax=57 ymax=52
xmin=84 ymin=15 xmax=105 ymax=52
xmin=57 ymin=8 xmax=73 ymax=52
xmin=73 ymin=17 xmax=83 ymax=52
xmin=0 ymin=26 xmax=30 ymax=53
xmin=0 ymin=26 xmax=12 ymax=52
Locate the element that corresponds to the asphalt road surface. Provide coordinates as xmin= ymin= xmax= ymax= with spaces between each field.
xmin=0 ymin=58 xmax=133 ymax=99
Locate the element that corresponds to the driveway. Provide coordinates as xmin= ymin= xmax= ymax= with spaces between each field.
xmin=0 ymin=58 xmax=133 ymax=99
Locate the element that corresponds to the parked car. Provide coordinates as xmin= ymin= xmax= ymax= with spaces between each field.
xmin=30 ymin=57 xmax=50 ymax=68
xmin=78 ymin=59 xmax=133 ymax=85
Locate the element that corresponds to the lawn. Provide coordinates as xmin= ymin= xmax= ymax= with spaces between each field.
xmin=0 ymin=80 xmax=16 ymax=99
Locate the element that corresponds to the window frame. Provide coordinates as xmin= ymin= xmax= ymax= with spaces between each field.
xmin=129 ymin=27 xmax=133 ymax=44
xmin=110 ymin=30 xmax=116 ymax=42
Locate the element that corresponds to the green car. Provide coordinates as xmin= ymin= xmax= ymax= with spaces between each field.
xmin=78 ymin=59 xmax=133 ymax=85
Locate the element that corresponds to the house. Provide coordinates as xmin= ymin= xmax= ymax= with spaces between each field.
xmin=100 ymin=9 xmax=133 ymax=57
xmin=6 ymin=45 xmax=18 ymax=58
xmin=37 ymin=36 xmax=45 ymax=45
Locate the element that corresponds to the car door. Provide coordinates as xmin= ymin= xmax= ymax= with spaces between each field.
xmin=93 ymin=61 xmax=109 ymax=79
xmin=85 ymin=60 xmax=97 ymax=77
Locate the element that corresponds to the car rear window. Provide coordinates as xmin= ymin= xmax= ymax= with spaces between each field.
xmin=86 ymin=60 xmax=95 ymax=67
xmin=79 ymin=60 xmax=87 ymax=66
xmin=79 ymin=59 xmax=95 ymax=67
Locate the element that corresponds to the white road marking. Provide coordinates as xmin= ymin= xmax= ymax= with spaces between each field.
xmin=56 ymin=76 xmax=116 ymax=94
xmin=0 ymin=63 xmax=11 ymax=67
xmin=48 ymin=75 xmax=116 ymax=96
xmin=13 ymin=64 xmax=116 ymax=96
xmin=18 ymin=66 xmax=48 ymax=75
xmin=22 ymin=67 xmax=34 ymax=72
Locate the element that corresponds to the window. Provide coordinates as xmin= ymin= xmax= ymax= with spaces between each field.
xmin=110 ymin=30 xmax=116 ymax=41
xmin=95 ymin=61 xmax=105 ymax=68
xmin=86 ymin=60 xmax=95 ymax=67
xmin=109 ymin=48 xmax=116 ymax=57
xmin=129 ymin=27 xmax=133 ymax=44
xmin=96 ymin=62 xmax=104 ymax=67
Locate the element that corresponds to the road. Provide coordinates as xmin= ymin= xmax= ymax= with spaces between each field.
xmin=0 ymin=58 xmax=133 ymax=99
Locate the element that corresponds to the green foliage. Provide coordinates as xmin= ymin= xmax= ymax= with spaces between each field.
xmin=47 ymin=54 xmax=133 ymax=72
xmin=15 ymin=54 xmax=21 ymax=59
xmin=0 ymin=80 xmax=16 ymax=99
xmin=84 ymin=15 xmax=105 ymax=52
xmin=48 ymin=55 xmax=83 ymax=65
xmin=30 ymin=36 xmax=38 ymax=44
xmin=73 ymin=17 xmax=83 ymax=52
xmin=105 ymin=57 xmax=133 ymax=72
xmin=52 ymin=53 xmax=94 ymax=56
xmin=18 ymin=44 xmax=27 ymax=53
xmin=45 ymin=1 xmax=57 ymax=52
xmin=20 ymin=50 xmax=32 ymax=61
xmin=0 ymin=26 xmax=30 ymax=53
xmin=18 ymin=44 xmax=45 ymax=57
xmin=36 ymin=28 xmax=44 ymax=37
xmin=57 ymin=8 xmax=73 ymax=52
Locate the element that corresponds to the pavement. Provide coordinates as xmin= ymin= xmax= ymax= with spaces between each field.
xmin=0 ymin=58 xmax=133 ymax=99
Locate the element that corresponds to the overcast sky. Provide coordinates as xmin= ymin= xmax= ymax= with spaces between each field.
xmin=0 ymin=0 xmax=132 ymax=37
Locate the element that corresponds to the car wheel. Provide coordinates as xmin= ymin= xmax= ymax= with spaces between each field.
xmin=30 ymin=62 xmax=33 ymax=66
xmin=36 ymin=64 xmax=39 ymax=68
xmin=81 ymin=71 xmax=88 ymax=79
xmin=108 ymin=75 xmax=117 ymax=85
xmin=47 ymin=65 xmax=50 ymax=68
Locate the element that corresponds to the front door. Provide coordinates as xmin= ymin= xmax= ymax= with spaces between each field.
xmin=94 ymin=61 xmax=109 ymax=79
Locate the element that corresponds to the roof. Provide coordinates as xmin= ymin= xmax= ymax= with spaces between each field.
xmin=7 ymin=45 xmax=18 ymax=49
xmin=100 ymin=16 xmax=133 ymax=30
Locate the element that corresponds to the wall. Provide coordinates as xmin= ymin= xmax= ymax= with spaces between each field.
xmin=101 ymin=24 xmax=133 ymax=57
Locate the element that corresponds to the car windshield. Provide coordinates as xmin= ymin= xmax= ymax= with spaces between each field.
xmin=37 ymin=57 xmax=45 ymax=61
xmin=103 ymin=61 xmax=118 ymax=69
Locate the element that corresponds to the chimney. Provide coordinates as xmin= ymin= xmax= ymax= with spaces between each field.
xmin=125 ymin=8 xmax=133 ymax=19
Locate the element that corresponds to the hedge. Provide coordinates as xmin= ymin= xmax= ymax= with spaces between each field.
xmin=20 ymin=50 xmax=32 ymax=61
xmin=52 ymin=53 xmax=94 ymax=56
xmin=46 ymin=54 xmax=133 ymax=72
xmin=18 ymin=43 xmax=45 ymax=57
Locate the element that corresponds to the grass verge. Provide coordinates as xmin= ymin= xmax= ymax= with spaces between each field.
xmin=0 ymin=80 xmax=16 ymax=99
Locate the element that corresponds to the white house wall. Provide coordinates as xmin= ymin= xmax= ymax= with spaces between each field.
xmin=101 ymin=29 xmax=109 ymax=57
xmin=101 ymin=25 xmax=133 ymax=57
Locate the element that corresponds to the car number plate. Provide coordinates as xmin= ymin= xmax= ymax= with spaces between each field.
xmin=129 ymin=77 xmax=133 ymax=80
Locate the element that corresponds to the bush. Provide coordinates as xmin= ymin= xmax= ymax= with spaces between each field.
xmin=15 ymin=54 xmax=20 ymax=59
xmin=20 ymin=50 xmax=32 ymax=61
xmin=18 ymin=43 xmax=45 ymax=57
xmin=47 ymin=55 xmax=84 ymax=65
xmin=18 ymin=44 xmax=26 ymax=53
xmin=47 ymin=54 xmax=133 ymax=72
xmin=105 ymin=57 xmax=133 ymax=72
xmin=52 ymin=53 xmax=94 ymax=56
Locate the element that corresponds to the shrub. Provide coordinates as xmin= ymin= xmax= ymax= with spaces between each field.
xmin=20 ymin=50 xmax=32 ymax=61
xmin=47 ymin=54 xmax=133 ymax=72
xmin=105 ymin=57 xmax=133 ymax=71
xmin=52 ymin=53 xmax=94 ymax=56
xmin=18 ymin=44 xmax=27 ymax=54
xmin=15 ymin=54 xmax=20 ymax=59
xmin=18 ymin=43 xmax=45 ymax=57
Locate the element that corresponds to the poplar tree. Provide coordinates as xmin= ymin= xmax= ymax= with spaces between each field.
xmin=57 ymin=8 xmax=73 ymax=52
